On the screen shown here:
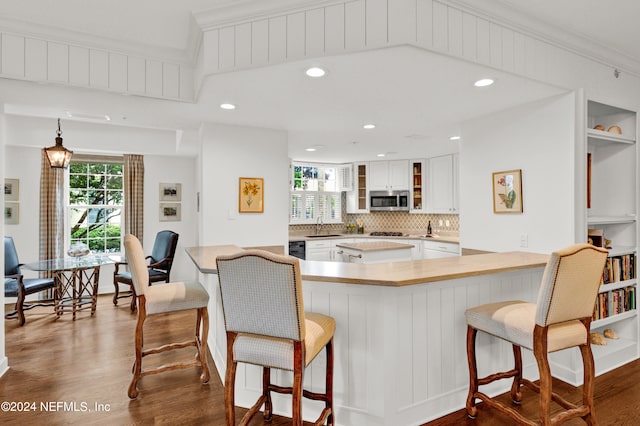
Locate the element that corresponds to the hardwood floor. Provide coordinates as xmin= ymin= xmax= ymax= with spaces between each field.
xmin=3 ymin=295 xmax=640 ymax=425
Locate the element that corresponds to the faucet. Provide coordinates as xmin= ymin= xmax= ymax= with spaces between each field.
xmin=316 ymin=216 xmax=324 ymax=235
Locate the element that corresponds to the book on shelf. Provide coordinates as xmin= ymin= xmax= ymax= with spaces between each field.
xmin=592 ymin=286 xmax=636 ymax=321
xmin=600 ymin=253 xmax=635 ymax=285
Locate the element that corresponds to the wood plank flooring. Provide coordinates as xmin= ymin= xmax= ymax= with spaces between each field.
xmin=3 ymin=295 xmax=640 ymax=425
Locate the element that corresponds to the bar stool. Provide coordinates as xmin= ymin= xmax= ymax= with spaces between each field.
xmin=465 ymin=243 xmax=607 ymax=425
xmin=216 ymin=250 xmax=335 ymax=426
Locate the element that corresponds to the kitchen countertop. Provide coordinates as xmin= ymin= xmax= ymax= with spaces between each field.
xmin=289 ymin=232 xmax=460 ymax=244
xmin=335 ymin=241 xmax=415 ymax=252
xmin=186 ymin=245 xmax=548 ymax=287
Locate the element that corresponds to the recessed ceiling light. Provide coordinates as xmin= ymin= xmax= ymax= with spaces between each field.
xmin=363 ymin=124 xmax=376 ymax=129
xmin=305 ymin=67 xmax=326 ymax=77
xmin=449 ymin=135 xmax=461 ymax=141
xmin=220 ymin=103 xmax=236 ymax=110
xmin=377 ymin=153 xmax=385 ymax=157
xmin=474 ymin=78 xmax=494 ymax=87
xmin=305 ymin=148 xmax=317 ymax=152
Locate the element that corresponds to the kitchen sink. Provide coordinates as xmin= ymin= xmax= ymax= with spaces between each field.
xmin=306 ymin=234 xmax=342 ymax=238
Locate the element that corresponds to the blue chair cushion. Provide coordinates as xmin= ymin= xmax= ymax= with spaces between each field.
xmin=116 ymin=269 xmax=167 ymax=282
xmin=4 ymin=277 xmax=54 ymax=297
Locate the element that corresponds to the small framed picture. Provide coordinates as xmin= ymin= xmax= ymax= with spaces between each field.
xmin=4 ymin=178 xmax=19 ymax=202
xmin=492 ymin=169 xmax=523 ymax=213
xmin=239 ymin=177 xmax=264 ymax=213
xmin=159 ymin=203 xmax=181 ymax=222
xmin=159 ymin=183 xmax=182 ymax=201
xmin=4 ymin=202 xmax=19 ymax=225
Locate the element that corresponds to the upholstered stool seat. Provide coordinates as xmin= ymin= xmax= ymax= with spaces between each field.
xmin=216 ymin=250 xmax=335 ymax=426
xmin=465 ymin=243 xmax=608 ymax=425
xmin=124 ymin=234 xmax=210 ymax=399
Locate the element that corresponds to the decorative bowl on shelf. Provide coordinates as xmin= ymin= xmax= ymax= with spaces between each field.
xmin=67 ymin=243 xmax=90 ymax=257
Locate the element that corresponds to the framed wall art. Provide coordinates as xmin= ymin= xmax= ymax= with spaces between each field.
xmin=159 ymin=183 xmax=182 ymax=201
xmin=159 ymin=203 xmax=181 ymax=222
xmin=492 ymin=169 xmax=523 ymax=213
xmin=4 ymin=202 xmax=19 ymax=225
xmin=4 ymin=178 xmax=19 ymax=202
xmin=239 ymin=177 xmax=263 ymax=213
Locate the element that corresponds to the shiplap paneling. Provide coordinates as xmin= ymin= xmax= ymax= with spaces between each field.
xmin=306 ymin=8 xmax=325 ymax=58
xmin=162 ymin=62 xmax=179 ymax=98
xmin=108 ymin=52 xmax=127 ymax=92
xmin=416 ymin=0 xmax=434 ymax=47
xmin=366 ymin=0 xmax=388 ymax=48
xmin=325 ymin=4 xmax=345 ymax=54
xmin=501 ymin=27 xmax=515 ymax=72
xmin=2 ymin=34 xmax=25 ymax=77
xmin=145 ymin=59 xmax=163 ymax=96
xmin=179 ymin=64 xmax=193 ymax=100
xmin=219 ymin=26 xmax=235 ymax=70
xmin=47 ymin=42 xmax=69 ymax=83
xmin=127 ymin=56 xmax=146 ymax=93
xmin=476 ymin=17 xmax=490 ymax=65
xmin=432 ymin=1 xmax=448 ymax=52
xmin=447 ymin=7 xmax=463 ymax=57
xmin=389 ymin=0 xmax=416 ymax=44
xmin=251 ymin=19 xmax=269 ymax=66
xmin=286 ymin=12 xmax=305 ymax=60
xmin=25 ymin=38 xmax=47 ymax=81
xmin=202 ymin=29 xmax=220 ymax=73
xmin=235 ymin=22 xmax=252 ymax=69
xmin=89 ymin=49 xmax=109 ymax=88
xmin=69 ymin=45 xmax=89 ymax=86
xmin=489 ymin=22 xmax=502 ymax=69
xmin=345 ymin=0 xmax=366 ymax=51
xmin=269 ymin=16 xmax=287 ymax=63
xmin=461 ymin=11 xmax=477 ymax=61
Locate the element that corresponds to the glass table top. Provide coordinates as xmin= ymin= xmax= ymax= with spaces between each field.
xmin=23 ymin=255 xmax=122 ymax=272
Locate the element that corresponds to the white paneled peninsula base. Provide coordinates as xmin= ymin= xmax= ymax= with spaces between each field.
xmin=187 ymin=246 xmax=550 ymax=425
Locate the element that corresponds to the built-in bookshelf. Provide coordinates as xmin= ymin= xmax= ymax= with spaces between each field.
xmin=585 ymin=100 xmax=639 ymax=376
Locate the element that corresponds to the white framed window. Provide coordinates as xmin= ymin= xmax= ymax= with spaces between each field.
xmin=290 ymin=191 xmax=342 ymax=224
xmin=66 ymin=156 xmax=124 ymax=253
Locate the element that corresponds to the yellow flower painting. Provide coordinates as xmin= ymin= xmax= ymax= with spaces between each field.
xmin=239 ymin=177 xmax=264 ymax=213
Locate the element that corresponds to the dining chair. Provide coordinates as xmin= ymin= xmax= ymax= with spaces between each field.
xmin=216 ymin=249 xmax=335 ymax=426
xmin=4 ymin=236 xmax=55 ymax=326
xmin=123 ymin=234 xmax=210 ymax=399
xmin=465 ymin=243 xmax=608 ymax=425
xmin=113 ymin=230 xmax=179 ymax=311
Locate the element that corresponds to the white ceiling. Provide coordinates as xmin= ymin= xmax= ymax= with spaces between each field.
xmin=1 ymin=0 xmax=638 ymax=163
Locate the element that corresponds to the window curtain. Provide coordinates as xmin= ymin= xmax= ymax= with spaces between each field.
xmin=124 ymin=154 xmax=144 ymax=243
xmin=39 ymin=149 xmax=65 ymax=298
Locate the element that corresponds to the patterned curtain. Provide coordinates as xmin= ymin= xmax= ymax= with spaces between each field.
xmin=124 ymin=154 xmax=144 ymax=243
xmin=39 ymin=149 xmax=65 ymax=298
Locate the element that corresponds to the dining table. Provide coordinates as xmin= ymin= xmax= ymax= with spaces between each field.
xmin=22 ymin=255 xmax=118 ymax=320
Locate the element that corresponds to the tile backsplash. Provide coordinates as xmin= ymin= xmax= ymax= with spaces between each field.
xmin=290 ymin=211 xmax=459 ymax=235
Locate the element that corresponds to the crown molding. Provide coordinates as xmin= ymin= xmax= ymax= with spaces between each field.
xmin=0 ymin=15 xmax=190 ymax=65
xmin=193 ymin=0 xmax=345 ymax=30
xmin=444 ymin=0 xmax=640 ymax=77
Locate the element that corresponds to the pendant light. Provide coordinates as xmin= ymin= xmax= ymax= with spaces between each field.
xmin=45 ymin=118 xmax=73 ymax=168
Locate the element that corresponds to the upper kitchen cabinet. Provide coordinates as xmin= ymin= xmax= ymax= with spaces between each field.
xmin=410 ymin=159 xmax=427 ymax=213
xmin=369 ymin=160 xmax=409 ymax=191
xmin=427 ymin=154 xmax=459 ymax=214
xmin=346 ymin=162 xmax=369 ymax=214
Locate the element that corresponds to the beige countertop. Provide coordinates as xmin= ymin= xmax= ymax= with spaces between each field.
xmin=186 ymin=245 xmax=548 ymax=287
xmin=289 ymin=232 xmax=460 ymax=244
xmin=335 ymin=241 xmax=415 ymax=252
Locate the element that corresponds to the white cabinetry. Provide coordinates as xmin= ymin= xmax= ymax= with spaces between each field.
xmin=427 ymin=154 xmax=458 ymax=213
xmin=582 ymin=99 xmax=638 ymax=377
xmin=306 ymin=239 xmax=351 ymax=262
xmin=422 ymin=240 xmax=460 ymax=259
xmin=346 ymin=162 xmax=369 ymax=213
xmin=369 ymin=160 xmax=409 ymax=191
xmin=410 ymin=159 xmax=427 ymax=213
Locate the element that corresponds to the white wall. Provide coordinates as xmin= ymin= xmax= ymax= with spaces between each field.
xmin=0 ymin=112 xmax=7 ymax=376
xmin=199 ymin=123 xmax=289 ymax=249
xmin=460 ymin=92 xmax=576 ymax=253
xmin=2 ymin=121 xmax=199 ymax=297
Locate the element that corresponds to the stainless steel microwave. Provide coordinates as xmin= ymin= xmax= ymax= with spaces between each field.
xmin=369 ymin=190 xmax=409 ymax=211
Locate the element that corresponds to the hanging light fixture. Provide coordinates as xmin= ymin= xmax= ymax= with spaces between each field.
xmin=45 ymin=118 xmax=73 ymax=168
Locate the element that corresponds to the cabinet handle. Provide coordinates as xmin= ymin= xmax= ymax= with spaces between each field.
xmin=336 ymin=250 xmax=344 ymax=255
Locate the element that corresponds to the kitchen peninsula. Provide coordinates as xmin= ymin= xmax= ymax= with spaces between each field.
xmin=187 ymin=245 xmax=551 ymax=425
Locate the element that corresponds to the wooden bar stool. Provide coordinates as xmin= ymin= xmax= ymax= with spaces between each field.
xmin=216 ymin=250 xmax=335 ymax=426
xmin=465 ymin=243 xmax=608 ymax=425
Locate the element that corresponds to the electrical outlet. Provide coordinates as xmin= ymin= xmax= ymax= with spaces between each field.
xmin=520 ymin=233 xmax=528 ymax=248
